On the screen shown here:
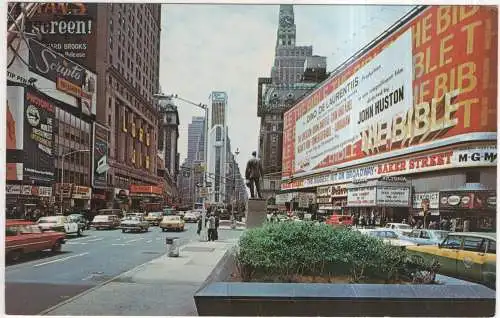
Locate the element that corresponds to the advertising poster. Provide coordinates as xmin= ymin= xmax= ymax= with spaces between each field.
xmin=23 ymin=88 xmax=55 ymax=182
xmin=6 ymin=86 xmax=25 ymax=181
xmin=26 ymin=3 xmax=98 ymax=72
xmin=376 ymin=187 xmax=410 ymax=207
xmin=440 ymin=190 xmax=496 ymax=209
xmin=28 ymin=38 xmax=97 ymax=116
xmin=92 ymin=123 xmax=108 ymax=188
xmin=283 ymin=6 xmax=497 ymax=182
xmin=412 ymin=192 xmax=440 ymax=209
xmin=347 ymin=186 xmax=376 ymax=207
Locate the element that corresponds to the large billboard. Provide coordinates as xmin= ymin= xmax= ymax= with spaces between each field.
xmin=23 ymin=88 xmax=55 ymax=182
xmin=283 ymin=6 xmax=497 ymax=179
xmin=7 ymin=36 xmax=97 ymax=117
xmin=25 ymin=3 xmax=98 ymax=72
xmin=6 ymin=86 xmax=25 ymax=181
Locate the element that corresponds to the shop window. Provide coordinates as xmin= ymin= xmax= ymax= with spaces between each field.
xmin=463 ymin=236 xmax=486 ymax=252
xmin=466 ymin=171 xmax=480 ymax=183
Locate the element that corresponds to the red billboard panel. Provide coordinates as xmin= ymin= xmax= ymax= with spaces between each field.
xmin=283 ymin=6 xmax=497 ymax=179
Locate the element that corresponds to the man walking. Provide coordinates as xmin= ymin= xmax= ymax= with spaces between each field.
xmin=245 ymin=151 xmax=264 ymax=199
xmin=208 ymin=212 xmax=216 ymax=241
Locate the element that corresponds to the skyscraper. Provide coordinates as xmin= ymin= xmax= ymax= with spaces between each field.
xmin=208 ymin=91 xmax=228 ymax=203
xmin=257 ymin=4 xmax=327 ymax=199
xmin=186 ymin=116 xmax=206 ymax=164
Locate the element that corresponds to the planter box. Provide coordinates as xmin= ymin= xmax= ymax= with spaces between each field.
xmin=194 ymin=250 xmax=496 ymax=317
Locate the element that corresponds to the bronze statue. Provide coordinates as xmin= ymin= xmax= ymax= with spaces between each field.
xmin=245 ymin=151 xmax=264 ymax=199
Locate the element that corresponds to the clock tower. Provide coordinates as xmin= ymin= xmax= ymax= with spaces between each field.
xmin=276 ymin=4 xmax=296 ymax=47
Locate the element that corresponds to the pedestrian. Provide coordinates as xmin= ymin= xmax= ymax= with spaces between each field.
xmin=214 ymin=213 xmax=220 ymax=240
xmin=197 ymin=217 xmax=202 ymax=235
xmin=463 ymin=219 xmax=470 ymax=232
xmin=208 ymin=212 xmax=216 ymax=241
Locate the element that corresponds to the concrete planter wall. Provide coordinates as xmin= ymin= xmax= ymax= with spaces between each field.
xmin=194 ymin=250 xmax=496 ymax=317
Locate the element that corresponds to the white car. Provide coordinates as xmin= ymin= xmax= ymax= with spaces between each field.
xmin=384 ymin=223 xmax=412 ymax=235
xmin=358 ymin=229 xmax=416 ymax=247
xmin=37 ymin=215 xmax=80 ymax=236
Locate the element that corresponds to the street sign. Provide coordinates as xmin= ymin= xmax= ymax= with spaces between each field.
xmin=199 ymin=187 xmax=208 ymax=198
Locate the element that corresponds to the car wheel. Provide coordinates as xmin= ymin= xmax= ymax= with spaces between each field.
xmin=181 ymin=227 xmax=184 ymax=232
xmin=161 ymin=228 xmax=166 ymax=232
xmin=77 ymin=229 xmax=82 ymax=237
xmin=122 ymin=229 xmax=126 ymax=233
xmin=8 ymin=249 xmax=22 ymax=262
xmin=51 ymin=241 xmax=62 ymax=253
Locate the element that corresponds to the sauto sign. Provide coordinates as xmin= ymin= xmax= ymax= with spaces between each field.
xmin=282 ymin=6 xmax=497 ymax=179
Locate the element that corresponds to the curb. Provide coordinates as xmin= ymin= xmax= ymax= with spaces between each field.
xmin=38 ymin=238 xmax=197 ymax=315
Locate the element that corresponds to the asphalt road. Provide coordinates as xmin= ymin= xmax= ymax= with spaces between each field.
xmin=5 ymin=222 xmax=203 ymax=315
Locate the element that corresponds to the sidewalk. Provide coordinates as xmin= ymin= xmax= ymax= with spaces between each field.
xmin=42 ymin=236 xmax=241 ymax=316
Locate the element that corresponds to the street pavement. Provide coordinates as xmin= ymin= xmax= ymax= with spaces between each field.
xmin=5 ymin=222 xmax=237 ymax=315
xmin=42 ymin=238 xmax=241 ymax=316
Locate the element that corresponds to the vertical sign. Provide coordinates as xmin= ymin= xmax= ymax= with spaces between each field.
xmin=23 ymin=88 xmax=55 ymax=182
xmin=92 ymin=122 xmax=109 ymax=188
xmin=6 ymin=86 xmax=25 ymax=180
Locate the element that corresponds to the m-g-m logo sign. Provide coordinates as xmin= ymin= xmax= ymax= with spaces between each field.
xmin=456 ymin=147 xmax=497 ymax=164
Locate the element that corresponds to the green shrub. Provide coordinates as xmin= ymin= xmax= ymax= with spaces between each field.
xmin=235 ymin=221 xmax=437 ymax=283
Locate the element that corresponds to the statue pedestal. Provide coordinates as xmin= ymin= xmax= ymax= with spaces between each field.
xmin=245 ymin=199 xmax=267 ymax=229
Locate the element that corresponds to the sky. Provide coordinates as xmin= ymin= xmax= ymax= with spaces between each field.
xmin=158 ymin=4 xmax=414 ymax=175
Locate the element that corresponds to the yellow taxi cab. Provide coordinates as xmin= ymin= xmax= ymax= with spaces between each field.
xmin=159 ymin=215 xmax=185 ymax=232
xmin=406 ymin=232 xmax=496 ymax=288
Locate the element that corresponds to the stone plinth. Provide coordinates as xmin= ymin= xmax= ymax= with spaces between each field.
xmin=245 ymin=199 xmax=266 ymax=229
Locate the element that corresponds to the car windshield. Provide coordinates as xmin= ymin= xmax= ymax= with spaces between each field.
xmin=38 ymin=217 xmax=60 ymax=223
xmin=163 ymin=216 xmax=180 ymax=221
xmin=94 ymin=216 xmax=109 ymax=221
xmin=124 ymin=216 xmax=140 ymax=221
xmin=148 ymin=212 xmax=162 ymax=217
xmin=396 ymin=224 xmax=411 ymax=229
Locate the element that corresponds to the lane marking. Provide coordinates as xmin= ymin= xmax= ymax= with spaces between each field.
xmin=70 ymin=236 xmax=95 ymax=241
xmin=124 ymin=239 xmax=139 ymax=243
xmin=111 ymin=243 xmax=130 ymax=246
xmin=146 ymin=240 xmax=152 ymax=243
xmin=116 ymin=238 xmax=121 ymax=241
xmin=66 ymin=242 xmax=88 ymax=245
xmin=33 ymin=252 xmax=89 ymax=268
xmin=156 ymin=238 xmax=162 ymax=241
xmin=85 ymin=238 xmax=104 ymax=242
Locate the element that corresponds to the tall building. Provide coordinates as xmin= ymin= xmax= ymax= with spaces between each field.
xmin=210 ymin=92 xmax=228 ymax=128
xmin=157 ymin=97 xmax=180 ymax=205
xmin=186 ymin=116 xmax=205 ymax=164
xmin=94 ymin=4 xmax=163 ymax=208
xmin=207 ymin=91 xmax=228 ymax=204
xmin=178 ymin=116 xmax=206 ymax=207
xmin=257 ymin=4 xmax=327 ymax=200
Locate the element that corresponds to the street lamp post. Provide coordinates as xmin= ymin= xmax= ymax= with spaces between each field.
xmin=154 ymin=93 xmax=209 ymax=242
xmin=231 ymin=148 xmax=240 ymax=228
xmin=60 ymin=149 xmax=91 ymax=215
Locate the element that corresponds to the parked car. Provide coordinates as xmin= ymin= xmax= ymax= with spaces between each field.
xmin=384 ymin=223 xmax=412 ymax=235
xmin=120 ymin=215 xmax=149 ymax=233
xmin=37 ymin=215 xmax=81 ymax=236
xmin=92 ymin=215 xmax=120 ymax=230
xmin=6 ymin=221 xmax=64 ymax=258
xmin=183 ymin=212 xmax=199 ymax=223
xmin=326 ymin=214 xmax=353 ymax=227
xmin=406 ymin=232 xmax=496 ymax=288
xmin=160 ymin=215 xmax=185 ymax=232
xmin=6 ymin=220 xmax=66 ymax=262
xmin=145 ymin=212 xmax=163 ymax=226
xmin=68 ymin=214 xmax=90 ymax=230
xmin=403 ymin=229 xmax=449 ymax=246
xmin=358 ymin=229 xmax=416 ymax=247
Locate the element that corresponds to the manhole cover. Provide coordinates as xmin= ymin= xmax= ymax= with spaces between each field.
xmin=142 ymin=251 xmax=161 ymax=255
xmin=182 ymin=246 xmax=215 ymax=252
